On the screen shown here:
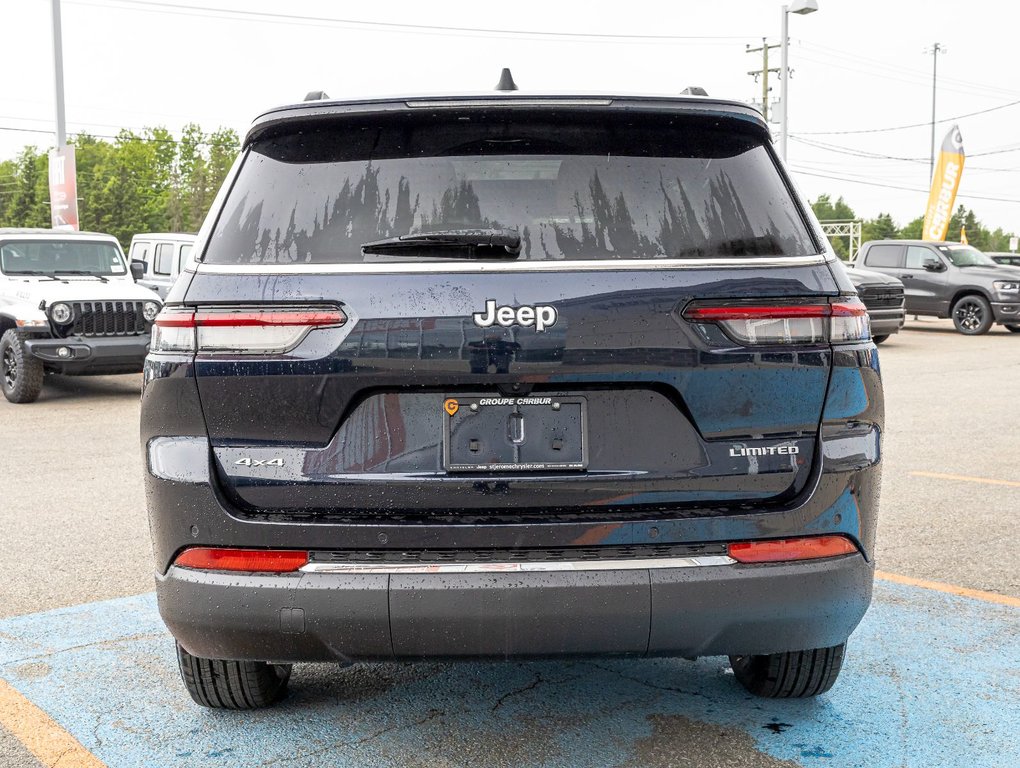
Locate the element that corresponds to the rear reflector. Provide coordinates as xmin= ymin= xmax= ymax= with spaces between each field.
xmin=684 ymin=300 xmax=870 ymax=345
xmin=726 ymin=536 xmax=858 ymax=564
xmin=174 ymin=548 xmax=309 ymax=573
xmin=152 ymin=306 xmax=346 ymax=354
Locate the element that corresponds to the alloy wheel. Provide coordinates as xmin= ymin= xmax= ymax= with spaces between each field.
xmin=954 ymin=299 xmax=985 ymax=333
xmin=2 ymin=345 xmax=17 ymax=390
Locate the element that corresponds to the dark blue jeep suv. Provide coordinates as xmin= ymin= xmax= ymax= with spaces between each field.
xmin=141 ymin=88 xmax=882 ymax=708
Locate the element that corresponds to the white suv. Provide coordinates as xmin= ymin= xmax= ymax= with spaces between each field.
xmin=128 ymin=233 xmax=196 ymax=299
xmin=0 ymin=228 xmax=162 ymax=403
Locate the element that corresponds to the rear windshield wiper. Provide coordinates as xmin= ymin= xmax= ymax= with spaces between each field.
xmin=52 ymin=270 xmax=108 ymax=283
xmin=361 ymin=229 xmax=522 ymax=258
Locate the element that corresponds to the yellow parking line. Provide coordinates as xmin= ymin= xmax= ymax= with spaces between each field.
xmin=876 ymin=571 xmax=1020 ymax=608
xmin=910 ymin=470 xmax=1020 ymax=488
xmin=0 ymin=678 xmax=105 ymax=768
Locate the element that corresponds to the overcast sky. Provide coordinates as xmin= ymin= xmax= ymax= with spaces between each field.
xmin=3 ymin=0 xmax=1019 ymax=233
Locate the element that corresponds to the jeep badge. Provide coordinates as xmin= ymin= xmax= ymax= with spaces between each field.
xmin=472 ymin=300 xmax=557 ymax=332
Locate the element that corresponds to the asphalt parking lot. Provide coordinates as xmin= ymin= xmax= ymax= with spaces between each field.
xmin=1 ymin=318 xmax=1018 ymax=768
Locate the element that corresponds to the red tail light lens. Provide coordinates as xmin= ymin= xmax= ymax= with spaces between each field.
xmin=683 ymin=300 xmax=870 ymax=345
xmin=174 ymin=548 xmax=309 ymax=573
xmin=727 ymin=535 xmax=858 ymax=563
xmin=152 ymin=306 xmax=346 ymax=354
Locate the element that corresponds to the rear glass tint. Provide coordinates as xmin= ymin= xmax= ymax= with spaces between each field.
xmin=205 ymin=110 xmax=817 ymax=264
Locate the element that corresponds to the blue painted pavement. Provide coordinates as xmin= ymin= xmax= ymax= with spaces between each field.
xmin=0 ymin=581 xmax=1017 ymax=768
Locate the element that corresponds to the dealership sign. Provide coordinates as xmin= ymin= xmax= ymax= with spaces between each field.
xmin=48 ymin=146 xmax=79 ymax=231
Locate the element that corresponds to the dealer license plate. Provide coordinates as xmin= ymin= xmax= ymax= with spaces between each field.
xmin=442 ymin=395 xmax=587 ymax=472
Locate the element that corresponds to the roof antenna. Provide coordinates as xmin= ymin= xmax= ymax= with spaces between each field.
xmin=304 ymin=90 xmax=330 ymax=101
xmin=494 ymin=68 xmax=518 ymax=92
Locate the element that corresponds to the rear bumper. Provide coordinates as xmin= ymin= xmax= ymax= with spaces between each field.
xmin=24 ymin=335 xmax=150 ymax=374
xmin=158 ymin=553 xmax=873 ymax=663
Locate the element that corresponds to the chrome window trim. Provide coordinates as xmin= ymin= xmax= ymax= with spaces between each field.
xmin=298 ymin=555 xmax=736 ymax=574
xmin=191 ymin=254 xmax=831 ymax=276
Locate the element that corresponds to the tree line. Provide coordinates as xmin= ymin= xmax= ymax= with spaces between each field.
xmin=811 ymin=194 xmax=1017 ymax=259
xmin=0 ymin=125 xmax=239 ymax=249
xmin=1 ymin=132 xmax=1016 ymax=259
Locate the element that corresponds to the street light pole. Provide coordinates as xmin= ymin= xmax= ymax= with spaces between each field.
xmin=779 ymin=6 xmax=790 ymax=160
xmin=51 ymin=0 xmax=67 ymax=149
xmin=778 ymin=0 xmax=818 ymax=163
xmin=928 ymin=42 xmax=943 ymax=183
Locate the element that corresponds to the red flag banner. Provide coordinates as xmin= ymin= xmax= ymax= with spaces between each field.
xmin=48 ymin=146 xmax=79 ymax=231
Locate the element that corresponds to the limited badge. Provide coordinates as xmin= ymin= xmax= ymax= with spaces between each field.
xmin=444 ymin=399 xmax=459 ymax=416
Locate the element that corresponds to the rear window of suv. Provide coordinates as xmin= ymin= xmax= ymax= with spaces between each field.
xmin=205 ymin=110 xmax=817 ymax=265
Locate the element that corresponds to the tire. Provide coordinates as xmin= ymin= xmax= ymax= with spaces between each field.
xmin=1005 ymin=324 xmax=1020 ymax=333
xmin=0 ymin=330 xmax=44 ymax=404
xmin=872 ymin=334 xmax=890 ymax=344
xmin=176 ymin=642 xmax=291 ymax=709
xmin=729 ymin=643 xmax=845 ymax=698
xmin=951 ymin=295 xmax=993 ymax=335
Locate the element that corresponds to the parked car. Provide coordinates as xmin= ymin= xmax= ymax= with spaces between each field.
xmin=986 ymin=252 xmax=1020 ymax=268
xmin=846 ymin=267 xmax=905 ymax=343
xmin=128 ymin=233 xmax=196 ymax=299
xmin=853 ymin=240 xmax=1020 ymax=334
xmin=0 ymin=228 xmax=161 ymax=403
xmin=142 ymin=83 xmax=883 ymax=709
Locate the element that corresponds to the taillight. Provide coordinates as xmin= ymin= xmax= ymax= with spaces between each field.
xmin=727 ymin=535 xmax=858 ymax=563
xmin=152 ymin=306 xmax=346 ymax=354
xmin=174 ymin=548 xmax=309 ymax=573
xmin=683 ymin=299 xmax=870 ymax=345
xmin=151 ymin=308 xmax=196 ymax=353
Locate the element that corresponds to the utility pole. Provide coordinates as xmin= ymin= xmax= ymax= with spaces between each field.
xmin=926 ymin=42 xmax=944 ymax=183
xmin=747 ymin=38 xmax=781 ymax=123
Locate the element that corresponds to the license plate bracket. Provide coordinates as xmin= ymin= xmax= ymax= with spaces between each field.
xmin=443 ymin=395 xmax=587 ymax=472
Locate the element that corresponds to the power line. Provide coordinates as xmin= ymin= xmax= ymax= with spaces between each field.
xmin=797 ymin=98 xmax=1020 ymax=136
xmin=0 ymin=123 xmax=237 ymax=147
xmin=792 ymin=135 xmax=1020 ymax=166
xmin=68 ymin=0 xmax=757 ymax=43
xmin=0 ymin=112 xmax=187 ymax=134
xmin=793 ymin=49 xmax=1018 ymax=104
xmin=790 ymin=166 xmax=1020 ymax=203
xmin=793 ymin=50 xmax=1020 ymax=115
xmin=791 ymin=136 xmax=928 ymax=163
xmin=797 ymin=39 xmax=1020 ymax=100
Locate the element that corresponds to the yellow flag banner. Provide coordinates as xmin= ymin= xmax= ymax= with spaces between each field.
xmin=922 ymin=125 xmax=965 ymax=241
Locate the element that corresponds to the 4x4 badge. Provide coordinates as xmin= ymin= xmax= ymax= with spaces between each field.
xmin=235 ymin=457 xmax=285 ymax=467
xmin=473 ymin=300 xmax=557 ymax=332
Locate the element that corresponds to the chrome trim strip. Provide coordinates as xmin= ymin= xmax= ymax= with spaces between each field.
xmin=191 ymin=254 xmax=830 ymax=276
xmin=298 ymin=555 xmax=736 ymax=574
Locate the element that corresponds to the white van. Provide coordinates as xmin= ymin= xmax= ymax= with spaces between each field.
xmin=129 ymin=233 xmax=196 ymax=299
